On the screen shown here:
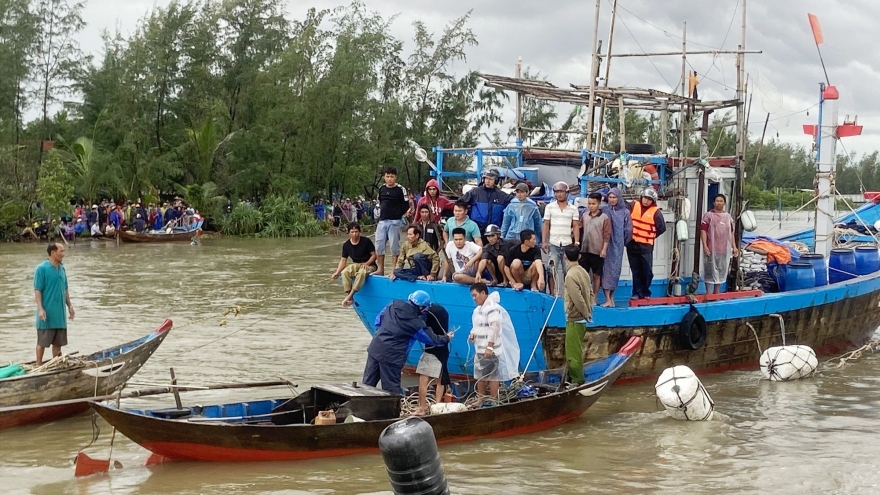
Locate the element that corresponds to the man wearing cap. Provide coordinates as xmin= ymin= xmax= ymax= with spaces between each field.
xmin=627 ymin=188 xmax=667 ymax=299
xmin=461 ymin=168 xmax=511 ymax=237
xmin=133 ymin=213 xmax=147 ymax=233
xmin=501 ymin=182 xmax=542 ymax=247
xmin=87 ymin=205 xmax=98 ymax=229
xmin=363 ymin=290 xmax=453 ymax=394
xmin=542 ymin=181 xmax=580 ymax=295
xmin=477 ymin=224 xmax=512 ymax=286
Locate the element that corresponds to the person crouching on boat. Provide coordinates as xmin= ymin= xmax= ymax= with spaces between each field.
xmin=363 ymin=291 xmax=453 ymax=395
xmin=415 ymin=303 xmax=453 ymax=416
xmin=627 ymin=188 xmax=667 ymax=300
xmin=390 ymin=225 xmax=440 ymax=282
xmin=468 ymin=283 xmax=520 ymax=401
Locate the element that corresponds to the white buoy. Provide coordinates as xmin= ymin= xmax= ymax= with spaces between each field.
xmin=655 ymin=365 xmax=715 ymax=421
xmin=759 ymin=345 xmax=818 ymax=381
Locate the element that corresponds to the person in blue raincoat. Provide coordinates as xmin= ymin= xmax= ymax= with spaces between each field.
xmin=363 ymin=290 xmax=454 ymax=394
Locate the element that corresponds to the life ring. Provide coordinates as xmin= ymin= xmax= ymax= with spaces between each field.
xmin=644 ymin=164 xmax=660 ymax=190
xmin=678 ymin=308 xmax=707 ymax=351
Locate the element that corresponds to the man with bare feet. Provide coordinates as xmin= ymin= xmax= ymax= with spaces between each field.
xmin=503 ymin=229 xmax=545 ymax=292
xmin=34 ymin=243 xmax=75 ymax=366
xmin=331 ymin=222 xmax=377 ymax=307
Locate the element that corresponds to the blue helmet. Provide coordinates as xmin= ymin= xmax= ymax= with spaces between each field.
xmin=408 ymin=290 xmax=431 ymax=309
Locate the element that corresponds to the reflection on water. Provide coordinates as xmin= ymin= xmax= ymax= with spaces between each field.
xmin=1 ymin=238 xmax=879 ymax=494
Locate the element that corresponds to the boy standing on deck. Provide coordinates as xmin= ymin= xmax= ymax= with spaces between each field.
xmin=375 ymin=167 xmax=410 ymax=276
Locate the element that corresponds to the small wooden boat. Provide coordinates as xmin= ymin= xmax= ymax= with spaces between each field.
xmin=118 ymin=221 xmax=203 ymax=243
xmin=91 ymin=336 xmax=641 ymax=462
xmin=0 ymin=320 xmax=172 ymax=429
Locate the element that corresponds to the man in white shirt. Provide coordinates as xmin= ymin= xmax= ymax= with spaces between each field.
xmin=541 ymin=181 xmax=580 ymax=295
xmin=443 ymin=227 xmax=483 ymax=285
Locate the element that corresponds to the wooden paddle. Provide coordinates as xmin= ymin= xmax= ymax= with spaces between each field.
xmin=72 ymin=377 xmax=294 ymax=477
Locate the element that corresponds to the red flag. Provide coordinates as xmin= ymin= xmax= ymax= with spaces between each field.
xmin=808 ymin=13 xmax=824 ymax=45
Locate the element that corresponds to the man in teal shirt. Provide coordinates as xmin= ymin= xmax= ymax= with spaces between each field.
xmin=34 ymin=243 xmax=75 ymax=366
xmin=443 ymin=200 xmax=483 ymax=247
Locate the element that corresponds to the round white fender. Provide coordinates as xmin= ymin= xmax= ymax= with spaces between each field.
xmin=760 ymin=345 xmax=818 ymax=381
xmin=655 ymin=365 xmax=715 ymax=421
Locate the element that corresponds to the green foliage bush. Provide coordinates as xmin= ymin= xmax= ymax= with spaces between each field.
xmin=221 ymin=195 xmax=323 ymax=238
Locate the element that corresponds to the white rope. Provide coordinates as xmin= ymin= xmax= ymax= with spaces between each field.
xmin=519 ymin=295 xmax=560 ymax=381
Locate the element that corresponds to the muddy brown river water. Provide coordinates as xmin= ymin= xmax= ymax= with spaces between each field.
xmin=1 ymin=236 xmax=878 ymax=494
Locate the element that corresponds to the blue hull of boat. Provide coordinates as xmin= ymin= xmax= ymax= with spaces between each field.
xmin=352 ymin=270 xmax=880 ymax=375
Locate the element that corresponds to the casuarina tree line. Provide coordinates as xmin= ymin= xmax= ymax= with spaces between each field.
xmin=0 ymin=0 xmax=874 ymax=238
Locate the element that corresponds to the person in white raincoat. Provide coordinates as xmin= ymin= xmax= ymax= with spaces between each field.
xmin=468 ymin=283 xmax=521 ymax=399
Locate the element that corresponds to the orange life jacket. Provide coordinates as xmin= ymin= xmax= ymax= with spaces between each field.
xmin=631 ymin=202 xmax=658 ymax=245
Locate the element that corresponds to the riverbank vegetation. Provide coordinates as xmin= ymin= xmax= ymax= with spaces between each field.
xmin=0 ymin=0 xmax=876 ymax=239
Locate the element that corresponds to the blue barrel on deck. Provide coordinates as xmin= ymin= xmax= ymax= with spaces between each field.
xmin=799 ymin=253 xmax=828 ymax=287
xmin=829 ymin=248 xmax=857 ymax=284
xmin=379 ymin=417 xmax=449 ymax=495
xmin=783 ymin=261 xmax=815 ymax=291
xmin=854 ymin=246 xmax=880 ymax=275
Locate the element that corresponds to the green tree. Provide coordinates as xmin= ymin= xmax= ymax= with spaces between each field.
xmin=36 ymin=149 xmax=73 ymax=218
xmin=32 ymin=0 xmax=87 ymax=141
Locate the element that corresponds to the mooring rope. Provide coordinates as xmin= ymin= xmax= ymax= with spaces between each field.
xmin=825 ymin=338 xmax=880 ymax=368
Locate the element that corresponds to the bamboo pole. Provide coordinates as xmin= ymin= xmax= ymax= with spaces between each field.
xmin=0 ymin=379 xmax=295 ymax=414
xmin=515 ymin=57 xmax=523 ymax=141
xmin=594 ymin=0 xmax=618 ymax=153
xmin=611 ymin=49 xmax=761 ymax=57
xmin=584 ymin=0 xmax=602 ymax=149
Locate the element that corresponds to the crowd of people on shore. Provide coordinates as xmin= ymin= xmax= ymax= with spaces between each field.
xmin=22 ymin=198 xmax=203 ymax=241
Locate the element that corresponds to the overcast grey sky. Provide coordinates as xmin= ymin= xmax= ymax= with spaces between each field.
xmin=76 ymin=0 xmax=880 ymax=155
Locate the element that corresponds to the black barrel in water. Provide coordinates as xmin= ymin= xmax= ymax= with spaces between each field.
xmin=378 ymin=417 xmax=449 ymax=495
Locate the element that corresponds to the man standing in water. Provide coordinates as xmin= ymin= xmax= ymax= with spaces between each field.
xmin=34 ymin=243 xmax=75 ymax=366
xmin=701 ymin=194 xmax=738 ymax=294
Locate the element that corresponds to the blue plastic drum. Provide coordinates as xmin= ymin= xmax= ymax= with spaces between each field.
xmin=799 ymin=253 xmax=828 ymax=287
xmin=829 ymin=248 xmax=857 ymax=284
xmin=783 ymin=261 xmax=816 ymax=291
xmin=854 ymin=246 xmax=880 ymax=275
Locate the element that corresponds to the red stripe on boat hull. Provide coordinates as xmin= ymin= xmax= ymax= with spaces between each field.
xmin=0 ymin=403 xmax=89 ymax=430
xmin=138 ymin=409 xmax=588 ymax=462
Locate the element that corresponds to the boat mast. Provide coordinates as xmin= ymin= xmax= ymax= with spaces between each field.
xmin=814 ymin=86 xmax=838 ymax=258
xmin=585 ymin=0 xmax=602 ymax=150
xmin=732 ymin=0 xmax=748 ymax=286
xmin=593 ymin=0 xmax=618 ymax=153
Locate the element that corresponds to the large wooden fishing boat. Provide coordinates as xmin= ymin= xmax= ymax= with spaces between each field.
xmin=0 ymin=319 xmax=172 ymax=429
xmin=91 ymin=337 xmax=640 ymax=462
xmin=352 ymin=10 xmax=880 ymax=383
